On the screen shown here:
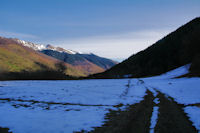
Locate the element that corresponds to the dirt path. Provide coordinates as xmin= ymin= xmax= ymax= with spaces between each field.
xmin=76 ymin=90 xmax=155 ymax=133
xmin=154 ymin=90 xmax=198 ymax=133
xmin=76 ymin=80 xmax=198 ymax=133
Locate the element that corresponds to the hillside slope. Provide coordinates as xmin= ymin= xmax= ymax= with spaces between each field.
xmin=78 ymin=53 xmax=117 ymax=70
xmin=41 ymin=50 xmax=105 ymax=75
xmin=41 ymin=49 xmax=116 ymax=75
xmin=0 ymin=37 xmax=86 ymax=79
xmin=14 ymin=39 xmax=117 ymax=75
xmin=91 ymin=17 xmax=200 ymax=78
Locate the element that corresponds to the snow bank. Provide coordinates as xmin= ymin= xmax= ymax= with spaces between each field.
xmin=185 ymin=106 xmax=200 ymax=132
xmin=150 ymin=106 xmax=159 ymax=133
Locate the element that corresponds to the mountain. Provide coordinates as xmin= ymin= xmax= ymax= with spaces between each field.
xmin=41 ymin=49 xmax=105 ymax=75
xmin=41 ymin=48 xmax=117 ymax=74
xmin=91 ymin=17 xmax=200 ymax=78
xmin=15 ymin=40 xmax=117 ymax=75
xmin=40 ymin=45 xmax=117 ymax=72
xmin=78 ymin=53 xmax=118 ymax=70
xmin=0 ymin=37 xmax=87 ymax=80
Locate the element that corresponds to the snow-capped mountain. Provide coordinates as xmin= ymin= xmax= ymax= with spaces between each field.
xmin=15 ymin=39 xmax=79 ymax=54
xmin=46 ymin=44 xmax=78 ymax=54
xmin=15 ymin=39 xmax=46 ymax=51
xmin=0 ymin=36 xmax=87 ymax=78
xmin=14 ymin=38 xmax=117 ymax=74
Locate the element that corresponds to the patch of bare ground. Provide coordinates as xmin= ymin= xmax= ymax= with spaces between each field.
xmin=155 ymin=92 xmax=198 ymax=133
xmin=76 ymin=90 xmax=154 ymax=133
xmin=0 ymin=127 xmax=11 ymax=133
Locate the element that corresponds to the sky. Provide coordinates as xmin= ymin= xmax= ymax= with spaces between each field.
xmin=0 ymin=0 xmax=200 ymax=61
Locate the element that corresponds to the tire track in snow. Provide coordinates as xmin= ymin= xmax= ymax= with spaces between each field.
xmin=119 ymin=79 xmax=131 ymax=98
xmin=77 ymin=79 xmax=199 ymax=133
xmin=143 ymin=77 xmax=198 ymax=133
xmin=154 ymin=90 xmax=198 ymax=133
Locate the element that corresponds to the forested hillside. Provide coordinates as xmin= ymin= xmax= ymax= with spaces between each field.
xmin=91 ymin=17 xmax=200 ymax=78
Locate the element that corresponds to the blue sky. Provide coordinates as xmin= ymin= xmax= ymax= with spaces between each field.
xmin=0 ymin=0 xmax=200 ymax=61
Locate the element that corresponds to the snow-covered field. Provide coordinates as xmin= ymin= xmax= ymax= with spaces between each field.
xmin=0 ymin=79 xmax=146 ymax=133
xmin=0 ymin=65 xmax=200 ymax=133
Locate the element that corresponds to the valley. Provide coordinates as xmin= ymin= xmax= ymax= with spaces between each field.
xmin=0 ymin=66 xmax=199 ymax=133
xmin=0 ymin=2 xmax=199 ymax=132
xmin=0 ymin=37 xmax=117 ymax=79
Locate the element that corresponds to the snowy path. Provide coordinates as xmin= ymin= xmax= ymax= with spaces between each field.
xmin=152 ymin=89 xmax=197 ymax=133
xmin=144 ymin=77 xmax=200 ymax=132
xmin=87 ymin=78 xmax=199 ymax=133
xmin=145 ymin=78 xmax=198 ymax=133
xmin=85 ymin=89 xmax=155 ymax=133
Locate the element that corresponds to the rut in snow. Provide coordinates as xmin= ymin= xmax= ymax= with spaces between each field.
xmin=77 ymin=80 xmax=199 ymax=133
xmin=152 ymin=89 xmax=198 ymax=133
xmin=119 ymin=79 xmax=131 ymax=98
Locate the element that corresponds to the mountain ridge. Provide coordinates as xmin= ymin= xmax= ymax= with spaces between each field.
xmin=14 ymin=38 xmax=117 ymax=74
xmin=0 ymin=36 xmax=88 ymax=79
xmin=90 ymin=17 xmax=200 ymax=78
xmin=0 ymin=36 xmax=117 ymax=79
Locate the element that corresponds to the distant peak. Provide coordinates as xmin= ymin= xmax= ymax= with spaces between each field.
xmin=46 ymin=45 xmax=79 ymax=54
xmin=15 ymin=39 xmax=45 ymax=51
xmin=14 ymin=39 xmax=79 ymax=54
